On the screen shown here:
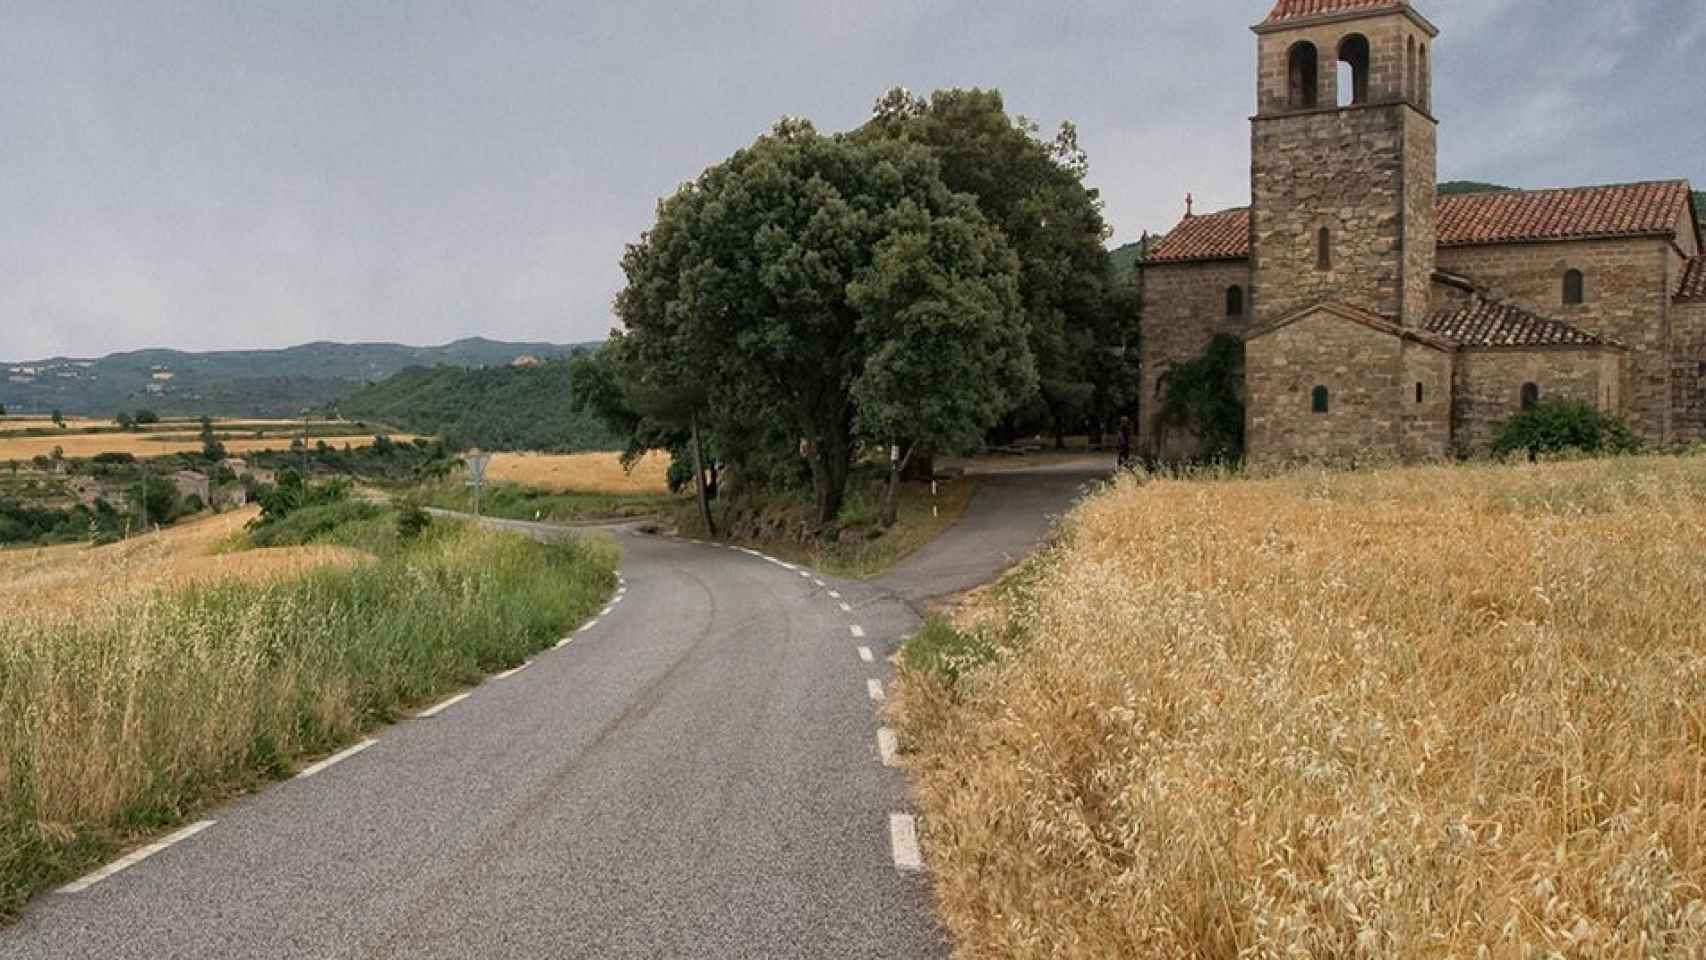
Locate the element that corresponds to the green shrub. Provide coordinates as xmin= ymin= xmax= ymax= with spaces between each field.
xmin=248 ymin=500 xmax=382 ymax=548
xmin=1493 ymin=399 xmax=1640 ymax=460
xmin=395 ymin=499 xmax=432 ymax=541
xmin=901 ymin=618 xmax=999 ymax=686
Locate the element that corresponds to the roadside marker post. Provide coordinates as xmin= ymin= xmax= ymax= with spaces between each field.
xmin=466 ymin=451 xmax=493 ymax=517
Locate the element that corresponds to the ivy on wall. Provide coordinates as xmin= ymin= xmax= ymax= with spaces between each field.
xmin=1152 ymin=334 xmax=1246 ymax=463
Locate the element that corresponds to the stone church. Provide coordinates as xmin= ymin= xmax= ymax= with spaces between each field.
xmin=1138 ymin=0 xmax=1705 ymax=463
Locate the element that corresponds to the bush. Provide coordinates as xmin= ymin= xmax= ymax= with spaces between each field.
xmin=92 ymin=452 xmax=136 ymax=465
xmin=394 ymin=499 xmax=432 ymax=541
xmin=1493 ymin=399 xmax=1640 ymax=459
xmin=249 ymin=500 xmax=383 ymax=548
xmin=251 ymin=471 xmax=352 ymax=527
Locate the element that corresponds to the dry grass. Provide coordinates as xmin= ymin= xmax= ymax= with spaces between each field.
xmin=486 ymin=451 xmax=671 ymax=494
xmin=895 ymin=455 xmax=1706 ymax=958
xmin=0 ymin=432 xmax=413 ymax=462
xmin=0 ymin=507 xmax=365 ymax=618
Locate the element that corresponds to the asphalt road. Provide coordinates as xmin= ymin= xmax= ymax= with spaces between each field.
xmin=1 ymin=459 xmax=1106 ymax=959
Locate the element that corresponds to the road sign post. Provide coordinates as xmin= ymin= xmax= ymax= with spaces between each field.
xmin=466 ymin=451 xmax=492 ymax=517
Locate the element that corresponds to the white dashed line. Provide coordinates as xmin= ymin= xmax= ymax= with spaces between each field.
xmin=877 ymin=727 xmax=899 ymax=766
xmin=850 ymin=625 xmax=866 ymax=639
xmin=858 ymin=646 xmax=874 ymax=663
xmin=839 ymin=603 xmax=853 ymax=613
xmin=889 ymin=814 xmax=923 ymax=872
xmin=813 ymin=579 xmax=826 ymax=588
xmin=798 ymin=571 xmax=811 ymax=579
xmin=600 ymin=606 xmax=614 ymax=617
xmin=867 ymin=678 xmax=885 ymax=701
xmin=416 ymin=692 xmax=471 ymax=718
xmin=57 ymin=820 xmax=217 ymax=894
xmin=296 ymin=739 xmax=376 ymax=779
xmin=578 ymin=620 xmax=600 ymax=633
xmin=554 ymin=636 xmax=573 ymax=649
xmin=828 ymin=591 xmax=842 ymax=599
xmin=493 ymin=662 xmax=531 ymax=680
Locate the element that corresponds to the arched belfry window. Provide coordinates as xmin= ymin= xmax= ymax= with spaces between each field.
xmin=1338 ymin=34 xmax=1370 ymax=106
xmin=1521 ymin=383 xmax=1540 ymax=411
xmin=1289 ymin=42 xmax=1319 ymax=109
xmin=1564 ymin=269 xmax=1585 ymax=305
xmin=1317 ymin=227 xmax=1332 ymax=271
xmin=1312 ymin=385 xmax=1331 ymax=414
xmin=1226 ymin=285 xmax=1245 ymax=317
xmin=1406 ymin=37 xmax=1418 ymax=102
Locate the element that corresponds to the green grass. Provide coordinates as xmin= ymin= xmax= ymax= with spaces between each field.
xmin=416 ymin=480 xmax=676 ymax=524
xmin=899 ymin=618 xmax=998 ymax=686
xmin=0 ymin=506 xmax=618 ymax=919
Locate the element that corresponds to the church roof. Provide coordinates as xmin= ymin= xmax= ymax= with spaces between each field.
xmin=1248 ymin=301 xmax=1457 ymax=351
xmin=1436 ymin=181 xmax=1693 ymax=247
xmin=1424 ymin=300 xmax=1612 ymax=349
xmin=1679 ymin=257 xmax=1706 ymax=303
xmin=1143 ymin=181 xmax=1694 ymax=263
xmin=1143 ymin=209 xmax=1250 ymax=263
xmin=1262 ymin=0 xmax=1405 ymax=25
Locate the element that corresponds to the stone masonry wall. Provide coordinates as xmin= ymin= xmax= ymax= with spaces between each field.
xmin=1436 ymin=237 xmax=1671 ymax=442
xmin=1672 ymin=301 xmax=1706 ymax=443
xmin=1452 ymin=347 xmax=1622 ymax=455
xmin=1251 ymin=104 xmax=1434 ymax=328
xmin=1246 ymin=310 xmax=1447 ymax=464
xmin=1138 ymin=259 xmax=1252 ymax=452
xmin=1255 ymin=13 xmax=1434 ymax=116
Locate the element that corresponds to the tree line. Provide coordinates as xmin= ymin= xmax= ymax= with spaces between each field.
xmin=575 ymin=88 xmax=1141 ymax=528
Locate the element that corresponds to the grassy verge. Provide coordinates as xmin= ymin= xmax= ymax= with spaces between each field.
xmin=673 ymin=469 xmax=979 ymax=579
xmin=415 ymin=479 xmax=679 ymax=524
xmin=0 ymin=504 xmax=617 ymax=919
xmin=894 ymin=455 xmax=1706 ymax=957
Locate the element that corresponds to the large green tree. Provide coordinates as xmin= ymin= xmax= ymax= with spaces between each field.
xmin=612 ymin=119 xmax=1030 ymax=524
xmin=861 ymin=88 xmax=1116 ymax=448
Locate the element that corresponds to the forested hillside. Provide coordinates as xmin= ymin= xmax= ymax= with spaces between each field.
xmin=330 ymin=357 xmax=622 ymax=452
xmin=1 ymin=337 xmax=590 ymax=417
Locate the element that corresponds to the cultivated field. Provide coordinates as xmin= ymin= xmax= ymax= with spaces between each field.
xmin=897 ymin=455 xmax=1706 ymax=957
xmin=0 ymin=430 xmax=415 ymax=462
xmin=486 ymin=451 xmax=671 ymax=494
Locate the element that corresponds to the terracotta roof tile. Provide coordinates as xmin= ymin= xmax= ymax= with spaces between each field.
xmin=1249 ymin=301 xmax=1457 ymax=351
xmin=1424 ymin=300 xmax=1609 ymax=348
xmin=1142 ymin=182 xmax=1693 ymax=263
xmin=1437 ymin=181 xmax=1692 ymax=247
xmin=1679 ymin=257 xmax=1706 ymax=303
xmin=1142 ymin=209 xmax=1250 ymax=263
xmin=1264 ymin=0 xmax=1404 ymax=24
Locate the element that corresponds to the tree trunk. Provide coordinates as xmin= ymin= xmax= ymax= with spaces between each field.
xmin=808 ymin=430 xmax=852 ymax=526
xmin=690 ymin=414 xmax=716 ymax=537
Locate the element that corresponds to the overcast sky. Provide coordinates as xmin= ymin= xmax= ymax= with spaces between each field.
xmin=3 ymin=0 xmax=1702 ymax=361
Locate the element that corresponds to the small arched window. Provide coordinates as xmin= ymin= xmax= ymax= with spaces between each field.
xmin=1406 ymin=37 xmax=1417 ymax=102
xmin=1337 ymin=34 xmax=1370 ymax=107
xmin=1521 ymin=383 xmax=1540 ymax=411
xmin=1226 ymin=285 xmax=1245 ymax=317
xmin=1289 ymin=42 xmax=1319 ymax=110
xmin=1312 ymin=385 xmax=1331 ymax=414
xmin=1564 ymin=269 xmax=1585 ymax=305
xmin=1317 ymin=227 xmax=1332 ymax=271
xmin=1415 ymin=382 xmax=1425 ymax=404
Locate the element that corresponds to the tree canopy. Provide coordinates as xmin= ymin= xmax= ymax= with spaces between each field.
xmin=608 ymin=117 xmax=1032 ymax=523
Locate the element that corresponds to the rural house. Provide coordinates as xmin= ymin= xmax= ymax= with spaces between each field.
xmin=1138 ymin=0 xmax=1705 ymax=463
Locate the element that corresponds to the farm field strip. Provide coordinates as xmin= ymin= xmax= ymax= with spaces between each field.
xmin=0 ymin=432 xmax=417 ymax=461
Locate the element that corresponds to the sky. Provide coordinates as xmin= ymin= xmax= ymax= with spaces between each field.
xmin=2 ymin=0 xmax=1702 ymax=361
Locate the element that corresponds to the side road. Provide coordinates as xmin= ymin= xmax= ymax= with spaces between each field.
xmin=0 ymin=460 xmax=1106 ymax=958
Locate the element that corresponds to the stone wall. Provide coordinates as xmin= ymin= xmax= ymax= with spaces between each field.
xmin=1451 ymin=347 xmax=1623 ymax=455
xmin=1138 ymin=259 xmax=1252 ymax=451
xmin=1436 ymin=237 xmax=1672 ymax=442
xmin=1246 ymin=308 xmax=1450 ymax=464
xmin=1251 ymin=103 xmax=1435 ymax=328
xmin=1671 ymin=301 xmax=1706 ymax=443
xmin=1255 ymin=12 xmax=1435 ymax=115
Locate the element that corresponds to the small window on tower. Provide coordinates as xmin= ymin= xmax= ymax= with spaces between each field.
xmin=1521 ymin=383 xmax=1540 ymax=411
xmin=1226 ymin=285 xmax=1245 ymax=317
xmin=1337 ymin=35 xmax=1370 ymax=107
xmin=1416 ymin=382 xmax=1425 ymax=404
xmin=1289 ymin=42 xmax=1319 ymax=110
xmin=1312 ymin=385 xmax=1331 ymax=414
xmin=1317 ymin=228 xmax=1332 ymax=271
xmin=1564 ymin=269 xmax=1585 ymax=305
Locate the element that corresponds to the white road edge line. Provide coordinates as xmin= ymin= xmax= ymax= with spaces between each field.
xmin=850 ymin=625 xmax=866 ymax=638
xmin=889 ymin=813 xmax=923 ymax=872
xmin=600 ymin=606 xmax=614 ymax=617
xmin=867 ymin=678 xmax=885 ymax=701
xmin=858 ymin=646 xmax=875 ymax=663
xmin=493 ymin=662 xmax=531 ymax=680
xmin=417 ymin=692 xmax=471 ymax=718
xmin=578 ymin=620 xmax=600 ymax=633
xmin=813 ymin=579 xmax=826 ymax=588
xmin=57 ymin=820 xmax=217 ymax=894
xmin=828 ymin=590 xmax=842 ymax=599
xmin=839 ymin=603 xmax=853 ymax=613
xmin=554 ymin=636 xmax=573 ymax=649
xmin=877 ymin=727 xmax=899 ymax=766
xmin=296 ymin=739 xmax=376 ymax=779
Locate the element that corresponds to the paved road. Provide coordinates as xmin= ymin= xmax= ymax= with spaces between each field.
xmin=1 ymin=460 xmax=1105 ymax=959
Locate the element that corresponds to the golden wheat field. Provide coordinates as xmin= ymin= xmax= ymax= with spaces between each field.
xmin=0 ymin=506 xmax=366 ymax=619
xmin=0 ymin=431 xmax=415 ymax=462
xmin=897 ymin=455 xmax=1706 ymax=959
xmin=486 ymin=451 xmax=671 ymax=494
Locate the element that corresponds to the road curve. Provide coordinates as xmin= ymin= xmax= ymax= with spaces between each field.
xmin=0 ymin=462 xmax=1105 ymax=959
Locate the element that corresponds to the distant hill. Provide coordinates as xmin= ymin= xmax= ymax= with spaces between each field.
xmin=330 ymin=354 xmax=622 ymax=452
xmin=1108 ymin=241 xmax=1148 ymax=280
xmin=0 ymin=337 xmax=597 ymax=417
xmin=1437 ymin=180 xmax=1518 ymax=196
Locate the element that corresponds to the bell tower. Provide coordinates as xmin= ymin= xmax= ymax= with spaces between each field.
xmin=1249 ymin=0 xmax=1440 ymax=328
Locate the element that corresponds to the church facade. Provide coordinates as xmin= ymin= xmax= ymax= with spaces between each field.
xmin=1138 ymin=0 xmax=1706 ymax=463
